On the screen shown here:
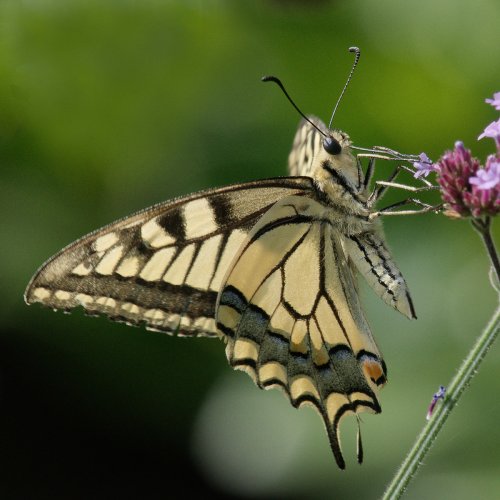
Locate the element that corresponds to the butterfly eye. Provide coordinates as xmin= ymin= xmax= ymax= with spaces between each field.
xmin=323 ymin=136 xmax=342 ymax=155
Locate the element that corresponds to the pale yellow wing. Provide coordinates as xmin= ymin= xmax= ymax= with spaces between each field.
xmin=216 ymin=195 xmax=386 ymax=468
xmin=25 ymin=177 xmax=314 ymax=337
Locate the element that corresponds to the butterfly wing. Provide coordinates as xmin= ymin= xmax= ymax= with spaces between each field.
xmin=25 ymin=177 xmax=314 ymax=337
xmin=344 ymin=231 xmax=416 ymax=319
xmin=288 ymin=117 xmax=324 ymax=177
xmin=216 ymin=195 xmax=386 ymax=469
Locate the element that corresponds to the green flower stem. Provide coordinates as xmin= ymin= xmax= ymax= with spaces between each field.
xmin=382 ymin=303 xmax=500 ymax=499
xmin=383 ymin=219 xmax=500 ymax=499
xmin=471 ymin=217 xmax=500 ymax=284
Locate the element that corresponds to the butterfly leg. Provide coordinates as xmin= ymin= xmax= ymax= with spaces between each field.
xmin=356 ymin=156 xmax=400 ymax=197
xmin=367 ymin=164 xmax=438 ymax=207
xmin=371 ymin=145 xmax=423 ymax=162
xmin=375 ymin=180 xmax=438 ymax=193
xmin=369 ymin=198 xmax=443 ymax=218
xmin=361 ymin=157 xmax=375 ymax=191
xmin=366 ymin=163 xmax=409 ymax=205
xmin=367 ymin=165 xmax=398 ymax=205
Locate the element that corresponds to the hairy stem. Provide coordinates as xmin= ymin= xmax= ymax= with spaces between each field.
xmin=471 ymin=217 xmax=500 ymax=283
xmin=382 ymin=304 xmax=500 ymax=499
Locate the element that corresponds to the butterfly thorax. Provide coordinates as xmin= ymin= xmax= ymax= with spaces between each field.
xmin=289 ymin=119 xmax=373 ymax=235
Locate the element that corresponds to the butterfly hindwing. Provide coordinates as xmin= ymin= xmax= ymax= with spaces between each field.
xmin=344 ymin=231 xmax=416 ymax=319
xmin=216 ymin=195 xmax=386 ymax=469
xmin=25 ymin=177 xmax=314 ymax=337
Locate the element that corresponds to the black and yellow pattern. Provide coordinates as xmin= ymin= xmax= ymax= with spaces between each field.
xmin=25 ymin=116 xmax=415 ymax=468
xmin=217 ymin=196 xmax=386 ymax=468
xmin=25 ymin=178 xmax=313 ymax=336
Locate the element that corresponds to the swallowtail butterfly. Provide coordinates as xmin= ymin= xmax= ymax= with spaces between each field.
xmin=25 ymin=50 xmax=418 ymax=469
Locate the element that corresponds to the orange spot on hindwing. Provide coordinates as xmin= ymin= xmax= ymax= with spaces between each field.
xmin=359 ymin=353 xmax=387 ymax=388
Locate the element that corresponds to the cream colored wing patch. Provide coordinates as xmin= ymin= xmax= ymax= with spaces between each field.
xmin=216 ymin=196 xmax=386 ymax=469
xmin=25 ymin=177 xmax=314 ymax=337
xmin=287 ymin=116 xmax=324 ymax=177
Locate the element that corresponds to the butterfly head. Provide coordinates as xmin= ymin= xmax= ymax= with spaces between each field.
xmin=322 ymin=133 xmax=343 ymax=155
xmin=311 ymin=127 xmax=360 ymax=191
xmin=321 ymin=128 xmax=353 ymax=158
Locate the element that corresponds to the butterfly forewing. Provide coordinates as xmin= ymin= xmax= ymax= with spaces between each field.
xmin=25 ymin=177 xmax=314 ymax=336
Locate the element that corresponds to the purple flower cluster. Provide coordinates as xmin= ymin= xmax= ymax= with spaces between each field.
xmin=440 ymin=143 xmax=500 ymax=217
xmin=437 ymin=142 xmax=484 ymax=216
xmin=413 ymin=92 xmax=500 ymax=218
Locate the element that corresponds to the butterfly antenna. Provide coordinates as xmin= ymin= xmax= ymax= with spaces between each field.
xmin=328 ymin=46 xmax=361 ymax=129
xmin=262 ymin=75 xmax=327 ymax=138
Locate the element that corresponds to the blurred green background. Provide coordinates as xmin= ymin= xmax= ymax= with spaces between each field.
xmin=1 ymin=1 xmax=499 ymax=498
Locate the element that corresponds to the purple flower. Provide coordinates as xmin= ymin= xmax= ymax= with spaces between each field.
xmin=426 ymin=385 xmax=446 ymax=421
xmin=437 ymin=143 xmax=500 ymax=218
xmin=413 ymin=152 xmax=437 ymax=178
xmin=436 ymin=142 xmax=479 ymax=216
xmin=485 ymin=91 xmax=500 ymax=110
xmin=436 ymin=142 xmax=481 ymax=216
xmin=435 ymin=93 xmax=500 ymax=218
xmin=463 ymin=155 xmax=500 ymax=217
xmin=469 ymin=157 xmax=500 ymax=190
xmin=478 ymin=119 xmax=500 ymax=140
